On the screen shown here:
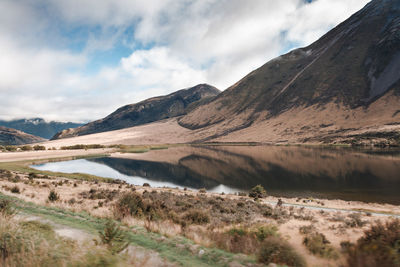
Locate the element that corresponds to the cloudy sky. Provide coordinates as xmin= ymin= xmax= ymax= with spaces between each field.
xmin=0 ymin=0 xmax=370 ymax=122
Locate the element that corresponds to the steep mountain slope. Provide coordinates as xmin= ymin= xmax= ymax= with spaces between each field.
xmin=0 ymin=127 xmax=46 ymax=146
xmin=0 ymin=118 xmax=83 ymax=139
xmin=52 ymin=84 xmax=219 ymax=139
xmin=179 ymin=0 xmax=400 ymax=144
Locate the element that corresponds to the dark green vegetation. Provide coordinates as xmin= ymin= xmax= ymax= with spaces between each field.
xmin=52 ymin=84 xmax=220 ymax=139
xmin=60 ymin=144 xmax=106 ymax=150
xmin=249 ymin=185 xmax=267 ymax=199
xmin=0 ymin=118 xmax=83 ymax=139
xmin=98 ymin=220 xmax=129 ymax=254
xmin=0 ymin=126 xmax=45 ymax=146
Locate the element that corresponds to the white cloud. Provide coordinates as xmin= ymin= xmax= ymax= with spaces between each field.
xmin=0 ymin=0 xmax=370 ymax=122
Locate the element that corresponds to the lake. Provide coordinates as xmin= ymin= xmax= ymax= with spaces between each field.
xmin=32 ymin=145 xmax=400 ymax=204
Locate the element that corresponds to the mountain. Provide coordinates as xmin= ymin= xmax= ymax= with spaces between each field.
xmin=0 ymin=118 xmax=83 ymax=139
xmin=52 ymin=84 xmax=220 ymax=139
xmin=178 ymin=0 xmax=400 ymax=145
xmin=0 ymin=127 xmax=46 ymax=146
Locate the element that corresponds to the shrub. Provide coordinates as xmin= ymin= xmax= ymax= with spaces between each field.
xmin=98 ymin=220 xmax=129 ymax=255
xmin=0 ymin=169 xmax=13 ymax=178
xmin=199 ymin=188 xmax=206 ymax=194
xmin=60 ymin=144 xmax=105 ymax=150
xmin=255 ymin=225 xmax=279 ymax=241
xmin=33 ymin=145 xmax=46 ymax=151
xmin=258 ymin=237 xmax=306 ymax=267
xmin=113 ymin=192 xmax=145 ymax=219
xmin=28 ymin=172 xmax=38 ymax=179
xmin=303 ymin=232 xmax=338 ymax=259
xmin=182 ymin=209 xmax=210 ymax=224
xmin=20 ymin=145 xmax=33 ymax=151
xmin=228 ymin=227 xmax=248 ymax=236
xmin=48 ymin=190 xmax=59 ymax=202
xmin=0 ymin=199 xmax=16 ymax=217
xmin=5 ymin=146 xmax=17 ymax=152
xmin=346 ymin=219 xmax=400 ymax=267
xmin=249 ymin=185 xmax=267 ymax=198
xmin=345 ymin=213 xmax=367 ymax=228
xmin=299 ymin=225 xmax=316 ymax=235
xmin=10 ymin=186 xmax=20 ymax=194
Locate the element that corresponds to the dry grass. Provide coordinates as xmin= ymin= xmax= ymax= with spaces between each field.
xmin=0 ymin=169 xmax=397 ymax=267
xmin=345 ymin=219 xmax=400 ymax=267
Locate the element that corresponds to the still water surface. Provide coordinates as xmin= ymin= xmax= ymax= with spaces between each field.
xmin=32 ymin=145 xmax=400 ymax=204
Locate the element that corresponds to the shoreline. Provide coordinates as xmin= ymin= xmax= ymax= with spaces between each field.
xmin=0 ymin=148 xmax=399 ymax=215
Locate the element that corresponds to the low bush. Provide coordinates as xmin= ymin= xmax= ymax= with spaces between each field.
xmin=0 ymin=199 xmax=16 ymax=217
xmin=182 ymin=209 xmax=210 ymax=225
xmin=10 ymin=186 xmax=20 ymax=194
xmin=249 ymin=185 xmax=267 ymax=198
xmin=20 ymin=145 xmax=33 ymax=151
xmin=4 ymin=146 xmax=17 ymax=152
xmin=345 ymin=213 xmax=367 ymax=228
xmin=255 ymin=224 xmax=279 ymax=241
xmin=48 ymin=190 xmax=60 ymax=202
xmin=60 ymin=144 xmax=105 ymax=150
xmin=212 ymin=224 xmax=279 ymax=254
xmin=0 ymin=169 xmax=13 ymax=179
xmin=299 ymin=225 xmax=316 ymax=235
xmin=346 ymin=219 xmax=400 ymax=267
xmin=28 ymin=172 xmax=38 ymax=179
xmin=80 ymin=188 xmax=118 ymax=201
xmin=33 ymin=145 xmax=46 ymax=151
xmin=303 ymin=232 xmax=338 ymax=259
xmin=113 ymin=192 xmax=146 ymax=219
xmin=258 ymin=237 xmax=306 ymax=267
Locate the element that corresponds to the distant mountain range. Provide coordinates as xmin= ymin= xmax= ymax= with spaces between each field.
xmin=0 ymin=126 xmax=45 ymax=146
xmin=0 ymin=118 xmax=83 ymax=139
xmin=52 ymin=0 xmax=400 ymax=146
xmin=52 ymin=84 xmax=219 ymax=139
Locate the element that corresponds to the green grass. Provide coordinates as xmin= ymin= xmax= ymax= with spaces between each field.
xmin=0 ymin=193 xmax=257 ymax=267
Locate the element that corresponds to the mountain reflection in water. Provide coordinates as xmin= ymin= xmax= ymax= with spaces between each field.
xmin=34 ymin=145 xmax=400 ymax=204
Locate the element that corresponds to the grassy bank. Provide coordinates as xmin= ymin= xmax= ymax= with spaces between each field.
xmin=0 ymin=193 xmax=257 ymax=267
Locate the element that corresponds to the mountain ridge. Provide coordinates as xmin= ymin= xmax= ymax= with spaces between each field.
xmin=0 ymin=126 xmax=46 ymax=146
xmin=177 ymin=0 xmax=400 ymax=145
xmin=52 ymin=84 xmax=220 ymax=140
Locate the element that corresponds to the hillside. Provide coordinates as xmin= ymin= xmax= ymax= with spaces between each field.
xmin=52 ymin=84 xmax=219 ymax=139
xmin=0 ymin=126 xmax=46 ymax=145
xmin=0 ymin=118 xmax=83 ymax=139
xmin=179 ymin=0 xmax=400 ymax=145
